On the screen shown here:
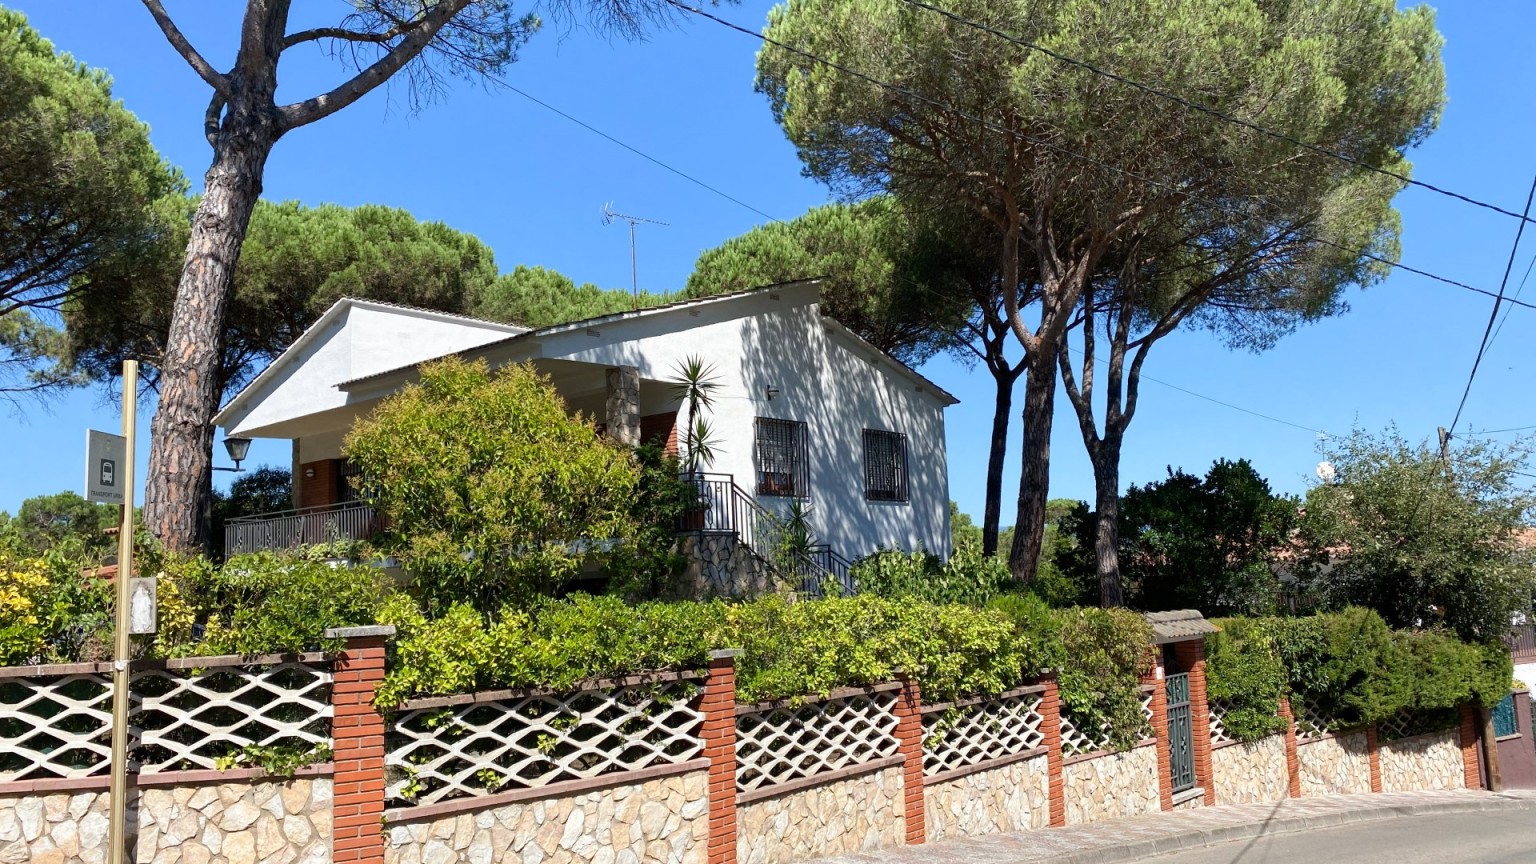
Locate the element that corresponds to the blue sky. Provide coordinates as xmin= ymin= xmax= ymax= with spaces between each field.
xmin=3 ymin=1 xmax=1534 ymax=525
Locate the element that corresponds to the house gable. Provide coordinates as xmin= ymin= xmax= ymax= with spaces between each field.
xmin=215 ymin=299 xmax=525 ymax=437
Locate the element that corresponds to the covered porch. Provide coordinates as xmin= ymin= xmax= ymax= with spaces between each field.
xmin=221 ymin=359 xmax=681 ymax=556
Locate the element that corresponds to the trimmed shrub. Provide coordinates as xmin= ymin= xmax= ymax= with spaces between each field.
xmin=850 ymin=543 xmax=1010 ymax=607
xmin=1205 ymin=618 xmax=1288 ymax=740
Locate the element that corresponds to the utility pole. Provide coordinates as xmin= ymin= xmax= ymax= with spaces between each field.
xmin=601 ymin=203 xmax=668 ymax=311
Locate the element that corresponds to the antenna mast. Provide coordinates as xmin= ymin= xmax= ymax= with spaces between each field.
xmin=602 ymin=203 xmax=669 ymax=311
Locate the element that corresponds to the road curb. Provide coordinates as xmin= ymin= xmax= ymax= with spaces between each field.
xmin=1049 ymin=795 xmax=1536 ymax=864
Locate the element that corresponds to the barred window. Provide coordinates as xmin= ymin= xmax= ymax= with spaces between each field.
xmin=755 ymin=418 xmax=809 ymax=498
xmin=863 ymin=429 xmax=908 ymax=502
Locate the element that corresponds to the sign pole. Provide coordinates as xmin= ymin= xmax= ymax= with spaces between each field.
xmin=108 ymin=359 xmax=137 ymax=864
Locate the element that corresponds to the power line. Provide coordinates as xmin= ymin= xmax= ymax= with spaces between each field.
xmin=496 ymin=80 xmax=783 ymax=224
xmin=893 ymin=0 xmax=1536 ymax=227
xmin=1448 ymin=174 xmax=1536 ymax=436
xmin=666 ymin=0 xmax=1536 ymax=314
xmin=1459 ymin=424 xmax=1536 ymax=437
xmin=1066 ymin=347 xmax=1325 ymax=436
xmin=1485 ymin=248 xmax=1536 ymax=356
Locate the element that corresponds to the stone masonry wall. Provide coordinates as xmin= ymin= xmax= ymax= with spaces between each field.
xmin=737 ymin=765 xmax=905 ymax=864
xmin=676 ymin=535 xmax=778 ymax=600
xmin=923 ymin=754 xmax=1049 ymax=842
xmin=1210 ymin=736 xmax=1289 ymax=805
xmin=1061 ymin=746 xmax=1161 ymax=825
xmin=1380 ymin=730 xmax=1464 ymax=793
xmin=384 ymin=770 xmax=708 ymax=864
xmin=1297 ymin=732 xmax=1372 ymax=797
xmin=0 ymin=776 xmax=332 ymax=864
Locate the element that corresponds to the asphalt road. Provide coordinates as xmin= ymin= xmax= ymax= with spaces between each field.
xmin=1134 ymin=811 xmax=1536 ymax=864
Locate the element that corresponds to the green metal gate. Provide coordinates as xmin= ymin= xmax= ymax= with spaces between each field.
xmin=1492 ymin=692 xmax=1518 ymax=739
xmin=1166 ymin=673 xmax=1196 ymax=793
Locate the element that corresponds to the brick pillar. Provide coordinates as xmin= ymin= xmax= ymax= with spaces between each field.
xmin=702 ymin=650 xmax=741 ymax=864
xmin=1279 ymin=698 xmax=1301 ymax=798
xmin=605 ymin=365 xmax=641 ymax=448
xmin=893 ymin=675 xmax=926 ymax=845
xmin=1174 ymin=640 xmax=1215 ymax=805
xmin=1458 ymin=703 xmax=1484 ymax=790
xmin=326 ymin=626 xmax=395 ymax=864
xmin=1039 ymin=674 xmax=1066 ymax=827
xmin=1141 ymin=653 xmax=1174 ymax=811
xmin=1366 ymin=725 xmax=1383 ymax=793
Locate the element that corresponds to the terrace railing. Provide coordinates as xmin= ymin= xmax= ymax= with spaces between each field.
xmin=224 ymin=500 xmax=378 ymax=556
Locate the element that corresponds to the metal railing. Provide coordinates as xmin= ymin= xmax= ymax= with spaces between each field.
xmin=223 ymin=500 xmax=378 ymax=555
xmin=1508 ymin=623 xmax=1536 ymax=660
xmin=678 ymin=472 xmax=854 ymax=595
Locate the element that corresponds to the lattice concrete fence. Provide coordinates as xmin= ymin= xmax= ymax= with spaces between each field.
xmin=0 ymin=627 xmax=1493 ymax=864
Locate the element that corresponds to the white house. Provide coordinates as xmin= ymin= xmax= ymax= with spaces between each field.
xmin=213 ymin=281 xmax=956 ymax=591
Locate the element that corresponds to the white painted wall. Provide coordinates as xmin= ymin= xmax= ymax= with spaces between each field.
xmin=1516 ymin=661 xmax=1536 ymax=690
xmin=530 ymin=288 xmax=952 ymax=560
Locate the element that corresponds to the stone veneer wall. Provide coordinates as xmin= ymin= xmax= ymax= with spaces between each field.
xmin=1379 ymin=730 xmax=1464 ymax=793
xmin=737 ymin=765 xmax=905 ymax=864
xmin=923 ymin=754 xmax=1049 ymax=842
xmin=676 ymin=535 xmax=777 ymax=600
xmin=1210 ymin=736 xmax=1289 ymax=805
xmin=0 ymin=776 xmax=332 ymax=864
xmin=1060 ymin=746 xmax=1161 ymax=825
xmin=1296 ymin=732 xmax=1372 ymax=796
xmin=384 ymin=770 xmax=708 ymax=864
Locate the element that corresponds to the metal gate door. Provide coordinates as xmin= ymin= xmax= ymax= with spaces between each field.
xmin=1166 ymin=673 xmax=1195 ymax=793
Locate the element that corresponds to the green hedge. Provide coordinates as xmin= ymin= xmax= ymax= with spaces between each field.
xmin=1206 ymin=608 xmax=1513 ymax=742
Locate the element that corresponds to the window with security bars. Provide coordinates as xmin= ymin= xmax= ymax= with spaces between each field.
xmin=863 ymin=429 xmax=909 ymax=502
xmin=755 ymin=418 xmax=809 ymax=497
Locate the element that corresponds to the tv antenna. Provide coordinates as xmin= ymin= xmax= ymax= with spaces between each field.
xmin=601 ymin=203 xmax=669 ymax=311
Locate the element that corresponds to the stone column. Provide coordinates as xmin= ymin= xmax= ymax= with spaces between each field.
xmin=1279 ymin=697 xmax=1302 ymax=798
xmin=1142 ymin=653 xmax=1174 ymax=811
xmin=1173 ymin=640 xmax=1215 ymax=805
xmin=1366 ymin=724 xmax=1383 ymax=792
xmin=1458 ymin=703 xmax=1484 ymax=789
xmin=605 ymin=365 xmax=641 ymax=448
xmin=893 ymin=675 xmax=926 ymax=845
xmin=1039 ymin=674 xmax=1066 ymax=827
xmin=703 ymin=649 xmax=742 ymax=864
xmin=327 ymin=625 xmax=395 ymax=864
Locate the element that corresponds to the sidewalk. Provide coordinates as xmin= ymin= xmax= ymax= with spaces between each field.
xmin=815 ymin=789 xmax=1536 ymax=864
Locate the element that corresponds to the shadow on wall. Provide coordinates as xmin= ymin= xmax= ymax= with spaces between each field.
xmin=735 ymin=305 xmax=949 ymax=562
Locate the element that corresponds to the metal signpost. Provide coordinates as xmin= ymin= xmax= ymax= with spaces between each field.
xmin=87 ymin=360 xmax=138 ymax=864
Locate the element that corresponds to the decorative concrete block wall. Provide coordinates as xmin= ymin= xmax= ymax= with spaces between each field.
xmin=736 ymin=765 xmax=905 ymax=864
xmin=923 ymin=754 xmax=1049 ymax=841
xmin=1060 ymin=745 xmax=1162 ymax=824
xmin=383 ymin=769 xmax=709 ymax=864
xmin=1296 ymin=732 xmax=1373 ymax=796
xmin=0 ymin=775 xmax=332 ymax=864
xmin=1379 ymin=730 xmax=1464 ymax=793
xmin=1210 ymin=737 xmax=1289 ymax=805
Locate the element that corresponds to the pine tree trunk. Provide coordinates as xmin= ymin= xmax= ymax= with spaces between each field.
xmin=1092 ymin=434 xmax=1126 ymax=607
xmin=1008 ymin=351 xmax=1057 ymax=583
xmin=982 ymin=362 xmax=1020 ymax=557
xmin=143 ymin=105 xmax=278 ymax=552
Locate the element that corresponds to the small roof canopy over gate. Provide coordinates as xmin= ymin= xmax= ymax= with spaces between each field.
xmin=1145 ymin=610 xmax=1219 ymax=645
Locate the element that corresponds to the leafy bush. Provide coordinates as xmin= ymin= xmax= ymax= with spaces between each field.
xmin=150 ymin=550 xmax=393 ymax=657
xmin=604 ymin=444 xmax=693 ymax=599
xmin=1053 ymin=607 xmax=1154 ymax=751
xmin=0 ymin=547 xmax=112 ymax=665
xmin=377 ymin=593 xmax=1041 ymax=708
xmin=1206 ymin=608 xmax=1514 ymax=740
xmin=344 ymin=358 xmax=643 ymax=615
xmin=850 ymin=543 xmax=1010 ymax=607
xmin=1205 ymin=618 xmax=1288 ymax=740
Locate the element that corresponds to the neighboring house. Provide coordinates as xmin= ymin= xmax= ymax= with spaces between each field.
xmin=213 ymin=281 xmax=956 ymax=592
